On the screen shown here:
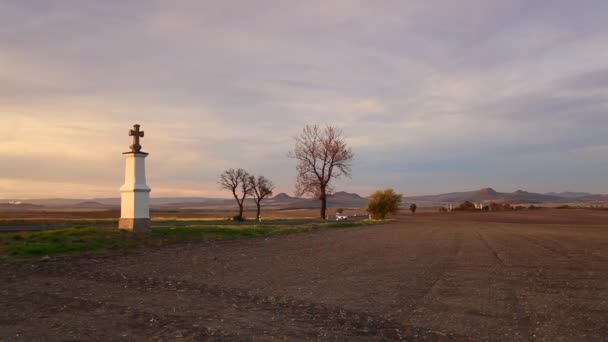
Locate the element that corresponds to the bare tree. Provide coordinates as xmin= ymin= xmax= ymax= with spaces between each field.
xmin=288 ymin=124 xmax=354 ymax=219
xmin=219 ymin=168 xmax=253 ymax=220
xmin=249 ymin=175 xmax=275 ymax=221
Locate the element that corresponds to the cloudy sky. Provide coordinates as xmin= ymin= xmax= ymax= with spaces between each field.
xmin=1 ymin=0 xmax=608 ymax=199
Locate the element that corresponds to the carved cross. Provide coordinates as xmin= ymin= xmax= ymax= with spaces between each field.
xmin=129 ymin=124 xmax=144 ymax=152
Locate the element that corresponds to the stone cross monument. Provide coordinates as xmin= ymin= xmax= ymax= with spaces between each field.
xmin=119 ymin=124 xmax=151 ymax=232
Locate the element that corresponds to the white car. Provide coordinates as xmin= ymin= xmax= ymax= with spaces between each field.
xmin=335 ymin=213 xmax=348 ymax=221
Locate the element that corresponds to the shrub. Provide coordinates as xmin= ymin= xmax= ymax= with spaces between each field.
xmin=367 ymin=189 xmax=402 ymax=220
xmin=489 ymin=202 xmax=501 ymax=211
xmin=454 ymin=201 xmax=477 ymax=211
xmin=409 ymin=203 xmax=417 ymax=214
xmin=232 ymin=215 xmax=246 ymax=222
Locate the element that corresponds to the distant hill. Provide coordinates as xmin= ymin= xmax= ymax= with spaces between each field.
xmin=75 ymin=201 xmax=112 ymax=209
xmin=1 ymin=197 xmax=225 ymax=207
xmin=545 ymin=192 xmax=594 ymax=199
xmin=329 ymin=191 xmax=365 ymax=200
xmin=405 ymin=188 xmax=503 ymax=203
xmin=263 ymin=191 xmax=367 ymax=209
xmin=404 ymin=188 xmax=605 ymax=205
xmin=575 ymin=194 xmax=608 ymax=202
xmin=326 ymin=191 xmax=367 ymax=208
xmin=3 ymin=188 xmax=606 ymax=212
xmin=0 ymin=202 xmax=44 ymax=212
xmin=272 ymin=193 xmax=293 ymax=201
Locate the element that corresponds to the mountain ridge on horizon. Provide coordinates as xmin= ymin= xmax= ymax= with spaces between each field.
xmin=1 ymin=188 xmax=607 ymax=210
xmin=404 ymin=187 xmax=608 ymax=204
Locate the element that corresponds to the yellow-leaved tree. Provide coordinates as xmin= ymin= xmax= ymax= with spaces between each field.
xmin=367 ymin=189 xmax=402 ymax=220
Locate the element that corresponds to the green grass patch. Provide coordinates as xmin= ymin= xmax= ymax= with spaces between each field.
xmin=0 ymin=220 xmax=382 ymax=260
xmin=0 ymin=219 xmax=118 ymax=227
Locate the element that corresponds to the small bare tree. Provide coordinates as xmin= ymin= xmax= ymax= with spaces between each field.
xmin=288 ymin=124 xmax=354 ymax=219
xmin=219 ymin=168 xmax=253 ymax=220
xmin=249 ymin=175 xmax=275 ymax=221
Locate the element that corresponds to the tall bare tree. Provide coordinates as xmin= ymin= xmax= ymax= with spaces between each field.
xmin=219 ymin=168 xmax=253 ymax=220
xmin=249 ymin=175 xmax=275 ymax=221
xmin=288 ymin=124 xmax=354 ymax=219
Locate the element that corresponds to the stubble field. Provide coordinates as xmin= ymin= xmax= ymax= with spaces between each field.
xmin=1 ymin=209 xmax=607 ymax=341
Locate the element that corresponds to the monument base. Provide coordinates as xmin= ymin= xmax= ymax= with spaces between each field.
xmin=118 ymin=218 xmax=151 ymax=233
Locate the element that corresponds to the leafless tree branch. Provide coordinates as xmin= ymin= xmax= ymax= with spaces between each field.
xmin=288 ymin=124 xmax=354 ymax=219
xmin=249 ymin=175 xmax=275 ymax=221
xmin=219 ymin=168 xmax=253 ymax=220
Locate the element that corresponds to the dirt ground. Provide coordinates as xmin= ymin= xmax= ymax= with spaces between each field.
xmin=1 ymin=209 xmax=607 ymax=341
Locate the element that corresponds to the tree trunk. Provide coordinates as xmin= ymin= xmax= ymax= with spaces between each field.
xmin=256 ymin=202 xmax=261 ymax=221
xmin=320 ymin=196 xmax=327 ymax=220
xmin=238 ymin=202 xmax=244 ymax=219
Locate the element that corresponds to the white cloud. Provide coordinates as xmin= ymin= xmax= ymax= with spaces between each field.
xmin=1 ymin=0 xmax=608 ymax=198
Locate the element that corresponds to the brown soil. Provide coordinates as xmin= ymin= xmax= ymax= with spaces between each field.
xmin=1 ymin=210 xmax=607 ymax=341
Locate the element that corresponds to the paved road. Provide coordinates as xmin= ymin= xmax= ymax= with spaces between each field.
xmin=1 ymin=211 xmax=607 ymax=340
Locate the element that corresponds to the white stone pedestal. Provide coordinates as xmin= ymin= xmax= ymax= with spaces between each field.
xmin=119 ymin=152 xmax=151 ymax=232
